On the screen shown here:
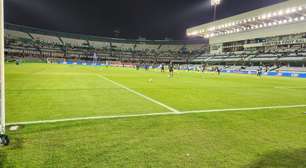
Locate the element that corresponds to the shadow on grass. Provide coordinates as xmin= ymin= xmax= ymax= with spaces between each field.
xmin=245 ymin=148 xmax=306 ymax=168
xmin=0 ymin=138 xmax=24 ymax=168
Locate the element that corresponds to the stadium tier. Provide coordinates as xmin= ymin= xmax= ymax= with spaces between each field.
xmin=4 ymin=23 xmax=208 ymax=64
xmin=187 ymin=0 xmax=306 ymax=66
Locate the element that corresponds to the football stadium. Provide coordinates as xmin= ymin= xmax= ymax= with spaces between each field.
xmin=1 ymin=0 xmax=306 ymax=167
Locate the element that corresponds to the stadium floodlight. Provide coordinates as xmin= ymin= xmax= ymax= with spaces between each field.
xmin=211 ymin=0 xmax=221 ymax=21
xmin=211 ymin=0 xmax=221 ymax=6
xmin=0 ymin=0 xmax=9 ymax=146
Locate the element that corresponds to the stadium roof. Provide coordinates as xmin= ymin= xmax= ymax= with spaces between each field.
xmin=187 ymin=0 xmax=306 ymax=44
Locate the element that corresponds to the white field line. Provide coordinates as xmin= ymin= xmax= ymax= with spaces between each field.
xmin=7 ymin=104 xmax=306 ymax=126
xmin=274 ymin=86 xmax=306 ymax=89
xmin=182 ymin=104 xmax=306 ymax=113
xmin=95 ymin=74 xmax=180 ymax=113
xmin=35 ymin=72 xmax=95 ymax=76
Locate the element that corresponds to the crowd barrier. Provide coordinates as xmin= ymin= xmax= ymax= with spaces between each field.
xmin=58 ymin=61 xmax=306 ymax=79
xmin=222 ymin=70 xmax=306 ymax=78
xmin=61 ymin=61 xmax=106 ymax=66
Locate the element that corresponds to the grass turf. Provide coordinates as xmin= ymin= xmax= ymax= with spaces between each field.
xmin=1 ymin=63 xmax=306 ymax=167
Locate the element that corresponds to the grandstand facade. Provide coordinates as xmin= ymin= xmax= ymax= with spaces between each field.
xmin=187 ymin=0 xmax=306 ymax=66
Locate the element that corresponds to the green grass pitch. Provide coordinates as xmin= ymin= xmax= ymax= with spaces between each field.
xmin=1 ymin=63 xmax=306 ymax=167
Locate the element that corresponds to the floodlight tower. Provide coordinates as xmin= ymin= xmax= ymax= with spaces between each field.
xmin=211 ymin=0 xmax=221 ymax=21
xmin=0 ymin=0 xmax=9 ymax=146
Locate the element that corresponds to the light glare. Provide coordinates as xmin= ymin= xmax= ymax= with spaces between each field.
xmin=211 ymin=0 xmax=221 ymax=6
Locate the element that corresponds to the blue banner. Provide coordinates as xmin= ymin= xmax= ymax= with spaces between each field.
xmin=222 ymin=70 xmax=306 ymax=78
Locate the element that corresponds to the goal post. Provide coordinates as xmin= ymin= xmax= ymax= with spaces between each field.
xmin=0 ymin=0 xmax=5 ymax=135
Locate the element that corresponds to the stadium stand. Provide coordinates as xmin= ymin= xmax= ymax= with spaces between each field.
xmin=62 ymin=37 xmax=88 ymax=48
xmin=159 ymin=44 xmax=184 ymax=52
xmin=135 ymin=43 xmax=160 ymax=51
xmin=4 ymin=0 xmax=306 ymax=69
xmin=89 ymin=40 xmax=110 ymax=49
xmin=31 ymin=33 xmax=62 ymax=45
xmin=5 ymin=29 xmax=30 ymax=40
xmin=4 ymin=23 xmax=208 ymax=64
xmin=187 ymin=0 xmax=306 ymax=67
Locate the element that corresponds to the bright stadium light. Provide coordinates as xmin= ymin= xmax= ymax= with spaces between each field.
xmin=0 ymin=0 xmax=9 ymax=146
xmin=211 ymin=0 xmax=221 ymax=21
xmin=211 ymin=0 xmax=221 ymax=6
xmin=278 ymin=10 xmax=283 ymax=16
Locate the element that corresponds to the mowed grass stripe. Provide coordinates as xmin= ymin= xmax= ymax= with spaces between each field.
xmin=5 ymin=64 xmax=168 ymax=122
xmin=3 ymin=107 xmax=306 ymax=168
xmin=95 ymin=74 xmax=180 ymax=113
xmin=6 ymin=64 xmax=306 ymax=122
xmin=97 ymin=67 xmax=306 ymax=112
xmin=7 ymin=104 xmax=306 ymax=126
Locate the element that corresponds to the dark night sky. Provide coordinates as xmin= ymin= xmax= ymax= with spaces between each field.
xmin=5 ymin=0 xmax=286 ymax=40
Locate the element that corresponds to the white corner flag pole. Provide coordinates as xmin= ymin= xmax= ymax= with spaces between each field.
xmin=0 ymin=0 xmax=5 ymax=134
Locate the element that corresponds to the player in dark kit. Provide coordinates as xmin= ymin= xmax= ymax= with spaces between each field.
xmin=202 ymin=64 xmax=206 ymax=73
xmin=16 ymin=59 xmax=20 ymax=65
xmin=161 ymin=64 xmax=165 ymax=72
xmin=169 ymin=64 xmax=174 ymax=78
xmin=257 ymin=67 xmax=263 ymax=77
xmin=216 ymin=67 xmax=221 ymax=75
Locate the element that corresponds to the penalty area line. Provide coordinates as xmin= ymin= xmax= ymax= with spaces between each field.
xmin=7 ymin=104 xmax=306 ymax=126
xmin=95 ymin=74 xmax=180 ymax=113
xmin=182 ymin=104 xmax=306 ymax=113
